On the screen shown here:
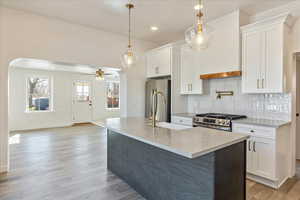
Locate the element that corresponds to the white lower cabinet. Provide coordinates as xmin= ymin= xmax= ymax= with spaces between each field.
xmin=171 ymin=116 xmax=193 ymax=127
xmin=232 ymin=123 xmax=290 ymax=189
xmin=247 ymin=137 xmax=275 ymax=180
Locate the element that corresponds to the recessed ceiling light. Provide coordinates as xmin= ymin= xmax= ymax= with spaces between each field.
xmin=150 ymin=26 xmax=159 ymax=31
xmin=194 ymin=4 xmax=203 ymax=10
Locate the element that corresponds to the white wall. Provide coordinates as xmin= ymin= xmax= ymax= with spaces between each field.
xmin=296 ymin=60 xmax=300 ymax=160
xmin=0 ymin=6 xmax=157 ymax=172
xmin=9 ymin=68 xmax=120 ymax=131
xmin=92 ymin=75 xmax=121 ymax=120
xmin=9 ymin=68 xmax=73 ymax=131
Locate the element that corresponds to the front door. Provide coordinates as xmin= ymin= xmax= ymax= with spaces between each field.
xmin=72 ymin=80 xmax=93 ymax=123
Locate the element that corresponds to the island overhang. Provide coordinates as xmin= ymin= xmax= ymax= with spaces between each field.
xmin=93 ymin=117 xmax=249 ymax=159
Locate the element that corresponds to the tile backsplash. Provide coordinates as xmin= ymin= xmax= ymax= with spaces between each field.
xmin=187 ymin=77 xmax=291 ymax=121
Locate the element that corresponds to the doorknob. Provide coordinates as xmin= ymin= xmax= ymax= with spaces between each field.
xmin=297 ymin=113 xmax=299 ymax=117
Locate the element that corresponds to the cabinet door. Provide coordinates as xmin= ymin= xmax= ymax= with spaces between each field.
xmin=252 ymin=137 xmax=276 ymax=180
xmin=146 ymin=47 xmax=171 ymax=78
xmin=246 ymin=139 xmax=255 ymax=173
xmin=181 ymin=47 xmax=194 ymax=94
xmin=191 ymin=55 xmax=203 ymax=94
xmin=156 ymin=47 xmax=171 ymax=76
xmin=180 ymin=47 xmax=202 ymax=94
xmin=263 ymin=26 xmax=283 ymax=93
xmin=146 ymin=52 xmax=156 ymax=78
xmin=242 ymin=31 xmax=262 ymax=93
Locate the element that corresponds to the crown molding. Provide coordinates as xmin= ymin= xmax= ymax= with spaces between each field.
xmin=250 ymin=1 xmax=300 ymax=23
xmin=241 ymin=13 xmax=293 ymax=32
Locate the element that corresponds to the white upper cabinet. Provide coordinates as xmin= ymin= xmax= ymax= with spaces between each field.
xmin=180 ymin=46 xmax=202 ymax=94
xmin=196 ymin=11 xmax=248 ymax=75
xmin=145 ymin=43 xmax=188 ymax=114
xmin=242 ymin=31 xmax=262 ymax=93
xmin=241 ymin=14 xmax=292 ymax=93
xmin=146 ymin=45 xmax=172 ymax=78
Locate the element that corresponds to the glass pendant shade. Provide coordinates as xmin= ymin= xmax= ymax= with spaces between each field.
xmin=185 ymin=0 xmax=212 ymax=51
xmin=185 ymin=23 xmax=212 ymax=51
xmin=121 ymin=47 xmax=138 ymax=69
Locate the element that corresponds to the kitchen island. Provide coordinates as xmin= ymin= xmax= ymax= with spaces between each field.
xmin=93 ymin=117 xmax=249 ymax=200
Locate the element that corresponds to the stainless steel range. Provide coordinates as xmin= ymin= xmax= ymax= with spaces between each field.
xmin=193 ymin=113 xmax=247 ymax=132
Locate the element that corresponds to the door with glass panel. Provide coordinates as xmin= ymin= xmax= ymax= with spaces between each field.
xmin=72 ymin=80 xmax=92 ymax=123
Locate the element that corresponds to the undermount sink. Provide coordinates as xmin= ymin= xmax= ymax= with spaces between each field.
xmin=156 ymin=122 xmax=192 ymax=130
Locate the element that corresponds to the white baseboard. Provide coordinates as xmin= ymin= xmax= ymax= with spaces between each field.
xmin=0 ymin=165 xmax=8 ymax=173
xmin=10 ymin=122 xmax=74 ymax=132
xmin=247 ymin=173 xmax=288 ymax=189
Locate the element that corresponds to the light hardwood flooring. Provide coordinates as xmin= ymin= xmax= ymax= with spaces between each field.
xmin=0 ymin=124 xmax=299 ymax=200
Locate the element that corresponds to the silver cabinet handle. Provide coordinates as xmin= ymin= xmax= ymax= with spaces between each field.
xmin=262 ymin=78 xmax=264 ymax=89
xmin=248 ymin=140 xmax=251 ymax=152
xmin=191 ymin=84 xmax=193 ymax=92
xmin=155 ymin=67 xmax=159 ymax=74
xmin=253 ymin=141 xmax=256 ymax=152
xmin=257 ymin=79 xmax=260 ymax=89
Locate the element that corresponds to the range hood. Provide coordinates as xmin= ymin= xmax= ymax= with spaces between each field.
xmin=200 ymin=71 xmax=242 ymax=80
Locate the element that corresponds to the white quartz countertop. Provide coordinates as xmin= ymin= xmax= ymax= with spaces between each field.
xmin=93 ymin=117 xmax=249 ymax=159
xmin=233 ymin=118 xmax=291 ymax=128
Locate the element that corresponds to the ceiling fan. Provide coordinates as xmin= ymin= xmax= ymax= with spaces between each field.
xmin=82 ymin=68 xmax=114 ymax=80
xmin=95 ymin=69 xmax=113 ymax=80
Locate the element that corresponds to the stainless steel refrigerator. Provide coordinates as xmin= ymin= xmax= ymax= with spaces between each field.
xmin=145 ymin=79 xmax=171 ymax=123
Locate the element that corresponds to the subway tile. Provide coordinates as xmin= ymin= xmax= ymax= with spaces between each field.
xmin=188 ymin=77 xmax=291 ymax=121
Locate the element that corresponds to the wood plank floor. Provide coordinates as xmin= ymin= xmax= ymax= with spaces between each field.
xmin=0 ymin=124 xmax=299 ymax=200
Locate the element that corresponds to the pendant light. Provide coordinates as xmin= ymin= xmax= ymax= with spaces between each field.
xmin=121 ymin=3 xmax=137 ymax=69
xmin=185 ymin=0 xmax=212 ymax=51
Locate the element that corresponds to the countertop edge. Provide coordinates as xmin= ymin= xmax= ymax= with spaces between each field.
xmin=232 ymin=120 xmax=291 ymax=128
xmin=190 ymin=136 xmax=249 ymax=158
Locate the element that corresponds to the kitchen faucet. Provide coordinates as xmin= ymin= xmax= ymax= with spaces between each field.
xmin=151 ymin=89 xmax=166 ymax=127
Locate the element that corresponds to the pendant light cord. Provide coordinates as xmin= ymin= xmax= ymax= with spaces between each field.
xmin=129 ymin=6 xmax=131 ymax=48
xmin=127 ymin=4 xmax=133 ymax=48
xmin=197 ymin=0 xmax=203 ymax=24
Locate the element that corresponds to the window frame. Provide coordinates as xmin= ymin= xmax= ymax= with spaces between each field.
xmin=105 ymin=80 xmax=120 ymax=110
xmin=25 ymin=75 xmax=54 ymax=113
xmin=74 ymin=80 xmax=91 ymax=102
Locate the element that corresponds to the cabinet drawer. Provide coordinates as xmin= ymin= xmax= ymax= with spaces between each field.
xmin=171 ymin=116 xmax=193 ymax=126
xmin=232 ymin=123 xmax=276 ymax=139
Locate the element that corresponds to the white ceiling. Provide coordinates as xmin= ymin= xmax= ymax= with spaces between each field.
xmin=0 ymin=0 xmax=297 ymax=44
xmin=10 ymin=58 xmax=121 ymax=75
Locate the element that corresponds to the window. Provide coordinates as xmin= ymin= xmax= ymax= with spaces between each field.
xmin=75 ymin=81 xmax=90 ymax=102
xmin=26 ymin=77 xmax=52 ymax=112
xmin=106 ymin=81 xmax=120 ymax=109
